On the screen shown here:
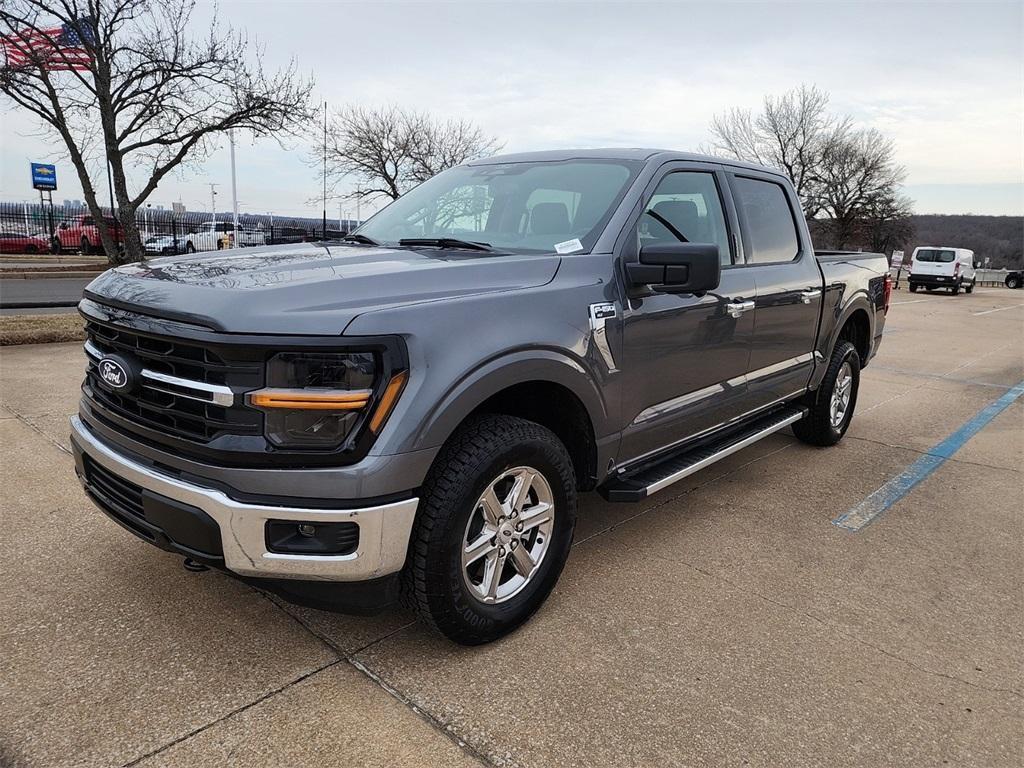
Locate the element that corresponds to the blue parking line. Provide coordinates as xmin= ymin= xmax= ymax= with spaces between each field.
xmin=833 ymin=379 xmax=1024 ymax=531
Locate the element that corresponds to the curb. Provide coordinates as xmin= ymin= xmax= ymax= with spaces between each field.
xmin=0 ymin=271 xmax=102 ymax=279
xmin=0 ymin=301 xmax=80 ymax=309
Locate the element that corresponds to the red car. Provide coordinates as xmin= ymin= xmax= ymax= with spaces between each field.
xmin=53 ymin=214 xmax=123 ymax=254
xmin=0 ymin=231 xmax=50 ymax=254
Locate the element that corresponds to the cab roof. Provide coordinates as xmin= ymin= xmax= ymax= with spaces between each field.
xmin=468 ymin=147 xmax=784 ymax=177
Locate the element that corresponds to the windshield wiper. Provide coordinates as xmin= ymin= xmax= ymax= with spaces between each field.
xmin=341 ymin=233 xmax=381 ymax=246
xmin=399 ymin=237 xmax=493 ymax=252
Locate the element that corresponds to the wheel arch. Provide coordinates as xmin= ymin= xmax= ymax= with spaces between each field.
xmin=410 ymin=350 xmax=612 ymax=491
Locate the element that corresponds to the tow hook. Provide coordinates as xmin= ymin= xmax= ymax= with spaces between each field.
xmin=183 ymin=558 xmax=209 ymax=573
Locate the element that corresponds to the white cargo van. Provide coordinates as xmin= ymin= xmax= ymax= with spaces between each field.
xmin=908 ymin=247 xmax=977 ymax=295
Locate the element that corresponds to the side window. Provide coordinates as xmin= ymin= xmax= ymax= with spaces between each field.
xmin=638 ymin=171 xmax=731 ymax=265
xmin=732 ymin=177 xmax=800 ymax=264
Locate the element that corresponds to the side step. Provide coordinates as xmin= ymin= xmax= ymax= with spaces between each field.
xmin=599 ymin=406 xmax=807 ymax=502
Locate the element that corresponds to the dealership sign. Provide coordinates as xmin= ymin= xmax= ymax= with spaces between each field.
xmin=31 ymin=162 xmax=57 ymax=191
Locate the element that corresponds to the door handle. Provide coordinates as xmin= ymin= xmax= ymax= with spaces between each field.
xmin=727 ymin=299 xmax=755 ymax=318
xmin=800 ymin=289 xmax=822 ymax=304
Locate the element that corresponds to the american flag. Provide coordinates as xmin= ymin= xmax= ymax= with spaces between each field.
xmin=2 ymin=18 xmax=94 ymax=72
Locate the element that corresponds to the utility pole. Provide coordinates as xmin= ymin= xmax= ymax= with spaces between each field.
xmin=208 ymin=183 xmax=219 ymax=228
xmin=321 ymin=101 xmax=328 ymax=240
xmin=229 ymin=130 xmax=240 ymax=248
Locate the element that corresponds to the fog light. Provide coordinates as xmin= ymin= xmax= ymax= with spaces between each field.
xmin=265 ymin=520 xmax=359 ymax=555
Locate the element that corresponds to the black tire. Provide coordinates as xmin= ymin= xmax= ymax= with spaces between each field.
xmin=1006 ymin=275 xmax=1021 ymax=290
xmin=402 ymin=414 xmax=577 ymax=645
xmin=50 ymin=237 xmax=62 ymax=255
xmin=965 ymin=279 xmax=974 ymax=294
xmin=951 ymin=281 xmax=960 ymax=296
xmin=24 ymin=245 xmax=38 ymax=254
xmin=80 ymin=237 xmax=91 ymax=255
xmin=909 ymin=283 xmax=918 ymax=293
xmin=792 ymin=340 xmax=860 ymax=447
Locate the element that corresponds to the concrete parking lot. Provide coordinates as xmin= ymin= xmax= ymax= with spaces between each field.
xmin=1 ymin=287 xmax=1021 ymax=767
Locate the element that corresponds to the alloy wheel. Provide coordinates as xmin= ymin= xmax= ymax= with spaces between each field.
xmin=461 ymin=466 xmax=555 ymax=604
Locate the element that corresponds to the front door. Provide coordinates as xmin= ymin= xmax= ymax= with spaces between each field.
xmin=617 ymin=166 xmax=757 ymax=466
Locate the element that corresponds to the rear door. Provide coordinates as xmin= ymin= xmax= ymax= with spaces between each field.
xmin=726 ymin=171 xmax=822 ymax=410
xmin=616 ymin=163 xmax=758 ymax=465
xmin=912 ymin=248 xmax=957 ymax=279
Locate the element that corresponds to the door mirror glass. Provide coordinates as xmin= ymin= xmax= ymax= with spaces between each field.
xmin=628 ymin=242 xmax=722 ymax=293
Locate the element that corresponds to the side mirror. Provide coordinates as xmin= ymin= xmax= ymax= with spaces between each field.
xmin=973 ymin=261 xmax=981 ymax=269
xmin=627 ymin=242 xmax=721 ymax=293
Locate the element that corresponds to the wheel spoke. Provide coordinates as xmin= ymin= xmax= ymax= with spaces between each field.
xmin=509 ymin=543 xmax=536 ymax=577
xmin=518 ymin=501 xmax=552 ymax=532
xmin=464 ymin=530 xmax=496 ymax=566
xmin=506 ymin=469 xmax=535 ymax=515
xmin=480 ymin=486 xmax=503 ymax=525
xmin=482 ymin=549 xmax=505 ymax=600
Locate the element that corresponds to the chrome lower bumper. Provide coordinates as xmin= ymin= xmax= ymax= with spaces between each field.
xmin=70 ymin=416 xmax=418 ymax=581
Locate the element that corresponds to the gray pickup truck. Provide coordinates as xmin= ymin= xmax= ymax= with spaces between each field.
xmin=72 ymin=149 xmax=891 ymax=644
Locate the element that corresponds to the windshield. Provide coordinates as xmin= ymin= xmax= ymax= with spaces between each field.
xmin=354 ymin=159 xmax=641 ymax=254
xmin=916 ymin=249 xmax=956 ymax=263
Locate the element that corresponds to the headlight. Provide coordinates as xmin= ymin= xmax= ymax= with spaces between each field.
xmin=246 ymin=351 xmax=402 ymax=449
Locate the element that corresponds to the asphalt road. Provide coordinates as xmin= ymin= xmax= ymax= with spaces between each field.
xmin=1 ymin=287 xmax=1022 ymax=767
xmin=0 ymin=276 xmax=91 ymax=308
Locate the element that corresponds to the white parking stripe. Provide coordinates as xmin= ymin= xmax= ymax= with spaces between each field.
xmin=971 ymin=304 xmax=1024 ymax=316
xmin=890 ymin=298 xmax=935 ymax=305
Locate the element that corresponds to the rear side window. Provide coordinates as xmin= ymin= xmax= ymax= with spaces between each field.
xmin=733 ymin=177 xmax=800 ymax=264
xmin=915 ymin=249 xmax=956 ymax=263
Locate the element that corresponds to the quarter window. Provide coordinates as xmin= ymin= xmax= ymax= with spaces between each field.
xmin=639 ymin=172 xmax=731 ymax=265
xmin=733 ymin=177 xmax=800 ymax=263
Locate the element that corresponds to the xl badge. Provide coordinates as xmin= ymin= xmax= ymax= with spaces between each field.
xmin=97 ymin=356 xmax=133 ymax=392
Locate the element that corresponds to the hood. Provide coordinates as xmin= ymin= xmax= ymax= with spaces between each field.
xmin=84 ymin=242 xmax=561 ymax=335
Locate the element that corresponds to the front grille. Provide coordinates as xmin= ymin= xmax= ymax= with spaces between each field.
xmin=84 ymin=319 xmax=263 ymax=443
xmin=84 ymin=455 xmax=150 ymax=535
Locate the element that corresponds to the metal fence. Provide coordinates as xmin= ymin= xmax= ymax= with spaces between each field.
xmin=0 ymin=201 xmax=359 ymax=256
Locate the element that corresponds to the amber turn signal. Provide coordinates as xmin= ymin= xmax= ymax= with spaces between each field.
xmin=369 ymin=370 xmax=409 ymax=433
xmin=249 ymin=389 xmax=371 ymax=411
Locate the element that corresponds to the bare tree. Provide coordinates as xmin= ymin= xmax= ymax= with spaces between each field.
xmin=859 ymin=192 xmax=915 ymax=254
xmin=709 ymin=85 xmax=911 ymax=250
xmin=815 ymin=128 xmax=908 ymax=249
xmin=1 ymin=0 xmax=314 ymax=263
xmin=710 ymin=84 xmax=846 ymax=216
xmin=324 ymin=104 xmax=501 ymax=204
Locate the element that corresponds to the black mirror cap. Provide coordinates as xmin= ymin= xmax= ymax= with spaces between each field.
xmin=628 ymin=242 xmax=722 ymax=293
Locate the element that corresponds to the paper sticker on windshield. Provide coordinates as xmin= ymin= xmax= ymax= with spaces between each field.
xmin=554 ymin=238 xmax=583 ymax=254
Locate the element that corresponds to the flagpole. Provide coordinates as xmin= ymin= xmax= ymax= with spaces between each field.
xmin=229 ymin=130 xmax=239 ymax=248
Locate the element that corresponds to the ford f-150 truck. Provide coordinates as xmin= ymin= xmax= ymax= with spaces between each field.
xmin=71 ymin=149 xmax=891 ymax=644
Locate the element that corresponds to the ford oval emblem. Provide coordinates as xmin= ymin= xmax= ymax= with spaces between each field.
xmin=98 ymin=357 xmax=132 ymax=392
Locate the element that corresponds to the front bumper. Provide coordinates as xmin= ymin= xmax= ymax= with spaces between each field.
xmin=70 ymin=415 xmax=418 ymax=583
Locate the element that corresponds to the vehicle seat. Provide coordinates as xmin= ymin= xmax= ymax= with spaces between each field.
xmin=530 ymin=203 xmax=570 ymax=235
xmin=648 ymin=200 xmax=707 ymax=243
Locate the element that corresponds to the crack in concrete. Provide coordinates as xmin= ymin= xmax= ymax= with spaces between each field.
xmin=259 ymin=593 xmax=497 ymax=768
xmin=845 ymin=434 xmax=1021 ymax=475
xmin=120 ymin=658 xmax=345 ymax=767
xmin=9 ymin=409 xmax=72 ymax=456
xmin=658 ymin=554 xmax=1024 ymax=701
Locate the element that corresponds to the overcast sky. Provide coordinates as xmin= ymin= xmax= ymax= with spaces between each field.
xmin=1 ymin=0 xmax=1021 ymax=218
